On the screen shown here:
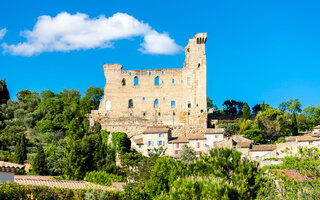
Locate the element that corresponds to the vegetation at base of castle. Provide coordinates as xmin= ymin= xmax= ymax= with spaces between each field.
xmin=0 ymin=182 xmax=124 ymax=200
xmin=257 ymin=147 xmax=320 ymax=199
xmin=85 ymin=171 xmax=126 ymax=186
xmin=123 ymin=148 xmax=262 ymax=200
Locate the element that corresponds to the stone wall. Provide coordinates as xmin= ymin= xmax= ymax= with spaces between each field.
xmin=91 ymin=33 xmax=208 ymax=137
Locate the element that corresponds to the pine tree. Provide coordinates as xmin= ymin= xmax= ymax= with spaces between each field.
xmin=242 ymin=102 xmax=251 ymax=120
xmin=0 ymin=79 xmax=10 ymax=105
xmin=292 ymin=112 xmax=298 ymax=136
xmin=33 ymin=145 xmax=48 ymax=175
xmin=13 ymin=134 xmax=26 ymax=164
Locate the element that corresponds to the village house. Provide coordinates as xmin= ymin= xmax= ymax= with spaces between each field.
xmin=250 ymin=145 xmax=277 ymax=160
xmin=0 ymin=161 xmax=24 ymax=183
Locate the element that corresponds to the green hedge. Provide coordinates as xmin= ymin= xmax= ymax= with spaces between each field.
xmin=85 ymin=171 xmax=126 ymax=186
xmin=0 ymin=182 xmax=124 ymax=200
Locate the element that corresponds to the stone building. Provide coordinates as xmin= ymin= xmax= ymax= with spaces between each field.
xmin=91 ymin=33 xmax=208 ymax=138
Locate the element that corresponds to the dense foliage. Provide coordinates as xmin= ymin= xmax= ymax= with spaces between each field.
xmin=0 ymin=182 xmax=124 ymax=200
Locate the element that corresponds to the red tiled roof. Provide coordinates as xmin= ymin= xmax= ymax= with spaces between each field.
xmin=236 ymin=141 xmax=252 ymax=148
xmin=168 ymin=136 xmax=189 ymax=143
xmin=205 ymin=128 xmax=225 ymax=134
xmin=287 ymin=136 xmax=320 ymax=142
xmin=314 ymin=125 xmax=320 ymax=129
xmin=187 ymin=134 xmax=205 ymax=140
xmin=15 ymin=176 xmax=110 ymax=190
xmin=251 ymin=145 xmax=276 ymax=151
xmin=133 ymin=138 xmax=143 ymax=145
xmin=268 ymin=169 xmax=315 ymax=182
xmin=0 ymin=161 xmax=24 ymax=172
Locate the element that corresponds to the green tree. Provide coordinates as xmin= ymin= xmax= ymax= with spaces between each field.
xmin=33 ymin=145 xmax=48 ymax=175
xmin=218 ymin=123 xmax=239 ymax=135
xmin=292 ymin=112 xmax=298 ymax=136
xmin=0 ymin=79 xmax=10 ymax=105
xmin=242 ymin=102 xmax=251 ymax=120
xmin=13 ymin=134 xmax=27 ymax=164
xmin=243 ymin=129 xmax=266 ymax=144
xmin=179 ymin=145 xmax=195 ymax=162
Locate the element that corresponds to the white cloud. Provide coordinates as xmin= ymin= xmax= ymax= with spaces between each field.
xmin=139 ymin=31 xmax=182 ymax=55
xmin=0 ymin=28 xmax=7 ymax=40
xmin=2 ymin=12 xmax=181 ymax=56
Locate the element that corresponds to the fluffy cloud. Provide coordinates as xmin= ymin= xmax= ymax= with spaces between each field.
xmin=0 ymin=28 xmax=7 ymax=40
xmin=2 ymin=12 xmax=181 ymax=56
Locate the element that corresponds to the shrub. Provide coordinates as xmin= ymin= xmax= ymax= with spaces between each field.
xmin=85 ymin=171 xmax=126 ymax=186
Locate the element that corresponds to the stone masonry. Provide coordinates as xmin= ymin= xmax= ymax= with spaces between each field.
xmin=91 ymin=33 xmax=208 ymax=138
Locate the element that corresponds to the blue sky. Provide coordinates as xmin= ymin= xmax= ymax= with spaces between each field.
xmin=1 ymin=0 xmax=320 ymax=109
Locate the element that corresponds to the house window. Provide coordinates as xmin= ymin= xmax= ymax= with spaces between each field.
xmin=176 ymin=143 xmax=179 ymax=148
xmin=134 ymin=76 xmax=139 ymax=86
xmin=309 ymin=141 xmax=313 ymax=145
xmin=149 ymin=72 xmax=152 ymax=75
xmin=157 ymin=140 xmax=164 ymax=146
xmin=215 ymin=135 xmax=218 ymax=139
xmin=155 ymin=76 xmax=160 ymax=86
xmin=174 ymin=150 xmax=180 ymax=155
xmin=142 ymin=97 xmax=145 ymax=101
xmin=128 ymin=99 xmax=133 ymax=108
xmin=171 ymin=100 xmax=176 ymax=108
xmin=196 ymin=142 xmax=200 ymax=148
xmin=154 ymin=99 xmax=159 ymax=108
xmin=147 ymin=141 xmax=152 ymax=147
xmin=159 ymin=133 xmax=164 ymax=138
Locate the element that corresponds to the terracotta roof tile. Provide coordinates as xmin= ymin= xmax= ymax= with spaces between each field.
xmin=251 ymin=145 xmax=276 ymax=151
xmin=205 ymin=128 xmax=225 ymax=134
xmin=187 ymin=134 xmax=205 ymax=140
xmin=168 ymin=136 xmax=189 ymax=143
xmin=314 ymin=125 xmax=320 ymax=129
xmin=287 ymin=136 xmax=320 ymax=142
xmin=134 ymin=138 xmax=143 ymax=145
xmin=236 ymin=141 xmax=252 ymax=148
xmin=0 ymin=161 xmax=25 ymax=171
xmin=268 ymin=169 xmax=315 ymax=182
xmin=15 ymin=176 xmax=110 ymax=190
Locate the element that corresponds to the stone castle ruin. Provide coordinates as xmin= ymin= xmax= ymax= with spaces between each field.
xmin=90 ymin=33 xmax=208 ymax=138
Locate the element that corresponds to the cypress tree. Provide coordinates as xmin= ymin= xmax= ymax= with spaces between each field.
xmin=242 ymin=103 xmax=251 ymax=120
xmin=13 ymin=134 xmax=27 ymax=164
xmin=292 ymin=112 xmax=298 ymax=136
xmin=0 ymin=79 xmax=10 ymax=105
xmin=33 ymin=145 xmax=48 ymax=175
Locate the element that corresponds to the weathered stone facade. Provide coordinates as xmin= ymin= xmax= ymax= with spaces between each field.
xmin=91 ymin=33 xmax=208 ymax=137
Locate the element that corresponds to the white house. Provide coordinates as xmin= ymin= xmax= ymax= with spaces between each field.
xmin=0 ymin=161 xmax=24 ymax=183
xmin=204 ymin=128 xmax=225 ymax=149
xmin=250 ymin=145 xmax=277 ymax=160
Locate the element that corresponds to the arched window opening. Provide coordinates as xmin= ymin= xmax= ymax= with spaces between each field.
xmin=154 ymin=76 xmax=160 ymax=86
xmin=143 ymin=112 xmax=146 ymax=117
xmin=122 ymin=78 xmax=126 ymax=86
xmin=149 ymin=72 xmax=152 ymax=75
xmin=158 ymin=112 xmax=161 ymax=116
xmin=128 ymin=99 xmax=133 ymax=108
xmin=154 ymin=99 xmax=159 ymax=108
xmin=105 ymin=100 xmax=111 ymax=111
xmin=171 ymin=100 xmax=176 ymax=108
xmin=172 ymin=79 xmax=175 ymax=84
xmin=134 ymin=76 xmax=139 ymax=86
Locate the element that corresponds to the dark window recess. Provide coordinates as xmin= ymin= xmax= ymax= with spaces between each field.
xmin=154 ymin=99 xmax=159 ymax=108
xmin=128 ymin=99 xmax=133 ymax=108
xmin=143 ymin=112 xmax=146 ymax=116
xmin=122 ymin=78 xmax=126 ymax=86
xmin=200 ymin=109 xmax=204 ymax=113
xmin=158 ymin=112 xmax=161 ymax=116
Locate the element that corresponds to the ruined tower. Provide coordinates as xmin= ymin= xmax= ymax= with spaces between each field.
xmin=91 ymin=33 xmax=208 ymax=137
